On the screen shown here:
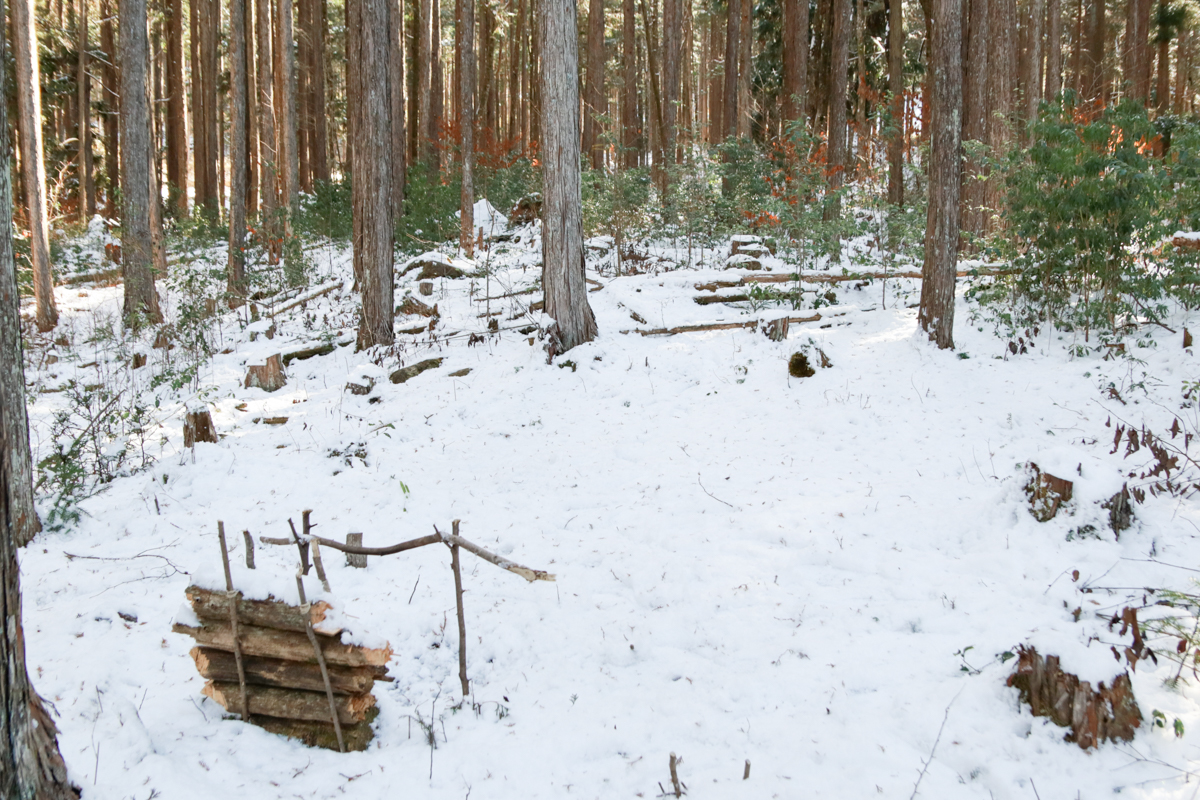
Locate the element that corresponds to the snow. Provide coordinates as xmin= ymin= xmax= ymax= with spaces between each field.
xmin=17 ymin=221 xmax=1200 ymax=799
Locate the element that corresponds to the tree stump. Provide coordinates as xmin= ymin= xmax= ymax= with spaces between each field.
xmin=510 ymin=193 xmax=543 ymax=225
xmin=1026 ymin=463 xmax=1073 ymax=521
xmin=183 ymin=409 xmax=218 ymax=447
xmin=1007 ymin=646 xmax=1141 ymax=749
xmin=345 ymin=533 xmax=367 ymax=568
xmin=764 ymin=318 xmax=790 ymax=342
xmin=131 ymin=352 xmax=147 ymax=369
xmin=419 ymin=281 xmax=434 ymax=296
xmin=244 ymin=354 xmax=287 ymax=392
xmin=396 ymin=296 xmax=437 ymax=318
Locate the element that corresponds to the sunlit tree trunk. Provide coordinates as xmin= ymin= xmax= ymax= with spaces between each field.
xmin=77 ymin=0 xmax=97 ymax=221
xmin=583 ymin=0 xmax=606 ymax=168
xmin=887 ymin=0 xmax=904 ymax=204
xmin=456 ymin=0 xmax=474 ymax=255
xmin=782 ymin=0 xmax=808 ymax=130
xmin=825 ymin=0 xmax=850 ymax=220
xmin=229 ymin=0 xmax=249 ymax=303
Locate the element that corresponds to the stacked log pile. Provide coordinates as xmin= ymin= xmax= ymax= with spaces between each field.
xmin=174 ymin=585 xmax=392 ymax=751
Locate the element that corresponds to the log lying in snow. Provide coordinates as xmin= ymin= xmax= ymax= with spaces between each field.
xmin=202 ymin=681 xmax=375 ymax=725
xmin=185 ymin=585 xmax=339 ymax=636
xmin=191 ymin=648 xmax=381 ymax=694
xmin=1007 ymin=646 xmax=1141 ymax=749
xmin=270 ymin=280 xmax=343 ymax=315
xmin=390 ymin=358 xmax=443 ymax=384
xmin=694 ymin=266 xmax=1015 ymax=292
xmin=254 ymin=710 xmax=377 ymax=752
xmin=173 ymin=620 xmax=391 ymax=668
xmin=624 ymin=314 xmax=822 ymax=337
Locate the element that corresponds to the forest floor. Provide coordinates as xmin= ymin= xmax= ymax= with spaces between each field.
xmin=17 ymin=207 xmax=1200 ymax=799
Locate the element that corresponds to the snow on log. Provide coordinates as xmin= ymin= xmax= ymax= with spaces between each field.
xmin=172 ymin=620 xmax=391 ymax=667
xmin=1025 ymin=463 xmax=1073 ymax=522
xmin=185 ymin=585 xmax=340 ymax=636
xmin=191 ymin=648 xmax=379 ymax=695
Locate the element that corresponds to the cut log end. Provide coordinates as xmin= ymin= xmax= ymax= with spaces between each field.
xmin=254 ymin=708 xmax=378 ymax=751
xmin=184 ymin=409 xmax=218 ymax=447
xmin=245 ymin=354 xmax=287 ymax=392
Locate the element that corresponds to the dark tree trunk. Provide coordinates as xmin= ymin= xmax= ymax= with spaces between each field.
xmin=622 ymin=0 xmax=637 ymax=166
xmin=258 ymin=0 xmax=280 ymax=258
xmin=1157 ymin=34 xmax=1170 ymax=112
xmin=919 ymin=0 xmax=963 ymax=350
xmin=202 ymin=0 xmax=220 ymax=217
xmin=120 ymin=0 xmax=164 ymax=325
xmin=825 ymin=0 xmax=850 ymax=220
xmin=297 ymin=0 xmax=312 ymax=191
xmin=77 ymin=0 xmax=96 ymax=221
xmin=1175 ymin=26 xmax=1189 ymax=114
xmin=1021 ymin=0 xmax=1044 ymax=121
xmin=390 ymin=0 xmax=406 ymax=220
xmin=229 ymin=0 xmax=249 ymax=303
xmin=722 ymin=0 xmax=739 ymax=141
xmin=430 ymin=0 xmax=444 ymax=170
xmin=166 ymin=0 xmax=187 ymax=214
xmin=540 ymin=0 xmax=596 ymax=353
xmin=988 ymin=0 xmax=1016 ymax=209
xmin=782 ymin=0 xmax=808 ymax=129
xmin=417 ymin=0 xmax=432 ymax=163
xmin=351 ymin=0 xmax=395 ymax=349
xmin=101 ymin=0 xmax=120 ymax=218
xmin=1085 ymin=0 xmax=1105 ymax=107
xmin=1045 ymin=0 xmax=1062 ymax=99
xmin=312 ymin=0 xmax=329 ymax=181
xmin=887 ymin=0 xmax=904 ymax=204
xmin=456 ymin=0 xmax=474 ymax=256
xmin=961 ymin=0 xmax=987 ymax=234
xmin=583 ymin=0 xmax=606 ymax=168
xmin=707 ymin=7 xmax=722 ymax=144
xmin=278 ymin=0 xmax=300 ymax=222
xmin=662 ymin=0 xmax=680 ymax=164
xmin=736 ymin=0 xmax=751 ymax=137
xmin=13 ymin=0 xmax=57 ymax=331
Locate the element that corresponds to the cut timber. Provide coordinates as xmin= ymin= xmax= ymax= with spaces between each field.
xmin=254 ymin=709 xmax=377 ymax=751
xmin=396 ymin=296 xmax=438 ymax=317
xmin=185 ymin=585 xmax=339 ymax=635
xmin=694 ymin=266 xmax=1015 ymax=292
xmin=764 ymin=317 xmax=789 ymax=342
xmin=1007 ymin=646 xmax=1141 ymax=749
xmin=183 ymin=409 xmax=218 ymax=446
xmin=390 ymin=358 xmax=443 ymax=384
xmin=1026 ymin=463 xmax=1073 ymax=522
xmin=191 ymin=647 xmax=377 ymax=694
xmin=244 ymin=354 xmax=287 ymax=392
xmin=695 ymin=293 xmax=750 ymax=305
xmin=725 ymin=254 xmax=763 ymax=271
xmin=628 ymin=315 xmax=821 ymax=337
xmin=271 ymin=280 xmax=343 ymax=315
xmin=172 ymin=621 xmax=391 ymax=667
xmin=202 ymin=681 xmax=375 ymax=725
xmin=1171 ymin=234 xmax=1200 ymax=249
xmin=282 ymin=341 xmax=338 ymax=365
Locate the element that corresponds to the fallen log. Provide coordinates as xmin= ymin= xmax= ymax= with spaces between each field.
xmin=185 ymin=585 xmax=339 ymax=636
xmin=173 ymin=621 xmax=391 ymax=668
xmin=694 ymin=267 xmax=1016 ymax=292
xmin=625 ymin=314 xmax=821 ymax=337
xmin=191 ymin=647 xmax=378 ymax=695
xmin=390 ymin=357 xmax=443 ymax=384
xmin=202 ymin=681 xmax=375 ymax=725
xmin=694 ymin=293 xmax=750 ymax=305
xmin=271 ymin=281 xmax=343 ymax=316
xmin=254 ymin=711 xmax=377 ymax=752
xmin=282 ymin=341 xmax=342 ymax=366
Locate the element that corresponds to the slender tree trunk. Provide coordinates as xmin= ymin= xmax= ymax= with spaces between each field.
xmin=278 ymin=0 xmax=300 ymax=220
xmin=622 ymin=0 xmax=637 ymax=165
xmin=662 ymin=0 xmax=680 ymax=168
xmin=13 ymin=0 xmax=57 ymax=331
xmin=166 ymin=0 xmax=187 ymax=214
xmin=257 ymin=0 xmax=280 ymax=261
xmin=707 ymin=7 xmax=722 ymax=144
xmin=430 ymin=0 xmax=444 ymax=171
xmin=540 ymin=0 xmax=596 ymax=354
xmin=1022 ymin=0 xmax=1044 ymax=120
xmin=736 ymin=0 xmax=751 ymax=136
xmin=246 ymin=0 xmax=258 ymax=216
xmin=722 ymin=0 xmax=738 ymax=141
xmin=297 ymin=0 xmax=311 ymax=190
xmin=1045 ymin=0 xmax=1062 ymax=98
xmin=390 ymin=0 xmax=406 ymax=220
xmin=988 ymin=0 xmax=1016 ymax=215
xmin=205 ymin=0 xmax=220 ymax=216
xmin=456 ymin=0 xmax=474 ymax=255
xmin=1085 ymin=0 xmax=1105 ymax=107
xmin=920 ymin=0 xmax=962 ymax=350
xmin=530 ymin=0 xmax=541 ymax=147
xmin=1136 ymin=0 xmax=1152 ymax=100
xmin=418 ymin=0 xmax=432 ymax=163
xmin=583 ymin=0 xmax=606 ymax=168
xmin=120 ymin=0 xmax=164 ymax=324
xmin=887 ymin=0 xmax=904 ymax=204
xmin=351 ymin=0 xmax=395 ymax=348
xmin=312 ymin=0 xmax=328 ymax=180
xmin=1157 ymin=34 xmax=1170 ymax=112
xmin=77 ymin=0 xmax=96 ymax=220
xmin=825 ymin=0 xmax=850 ymax=220
xmin=961 ymin=0 xmax=987 ymax=234
xmin=782 ymin=0 xmax=808 ymax=130
xmin=190 ymin=0 xmax=204 ymax=211
xmin=1175 ymin=26 xmax=1189 ymax=114
xmin=101 ymin=0 xmax=120 ymax=218
xmin=229 ymin=0 xmax=249 ymax=303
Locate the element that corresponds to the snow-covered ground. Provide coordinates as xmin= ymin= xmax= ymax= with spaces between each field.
xmin=17 ymin=213 xmax=1200 ymax=799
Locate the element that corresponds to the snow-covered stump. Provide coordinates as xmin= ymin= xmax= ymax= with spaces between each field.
xmin=1025 ymin=463 xmax=1073 ymax=522
xmin=1007 ymin=646 xmax=1141 ymax=750
xmin=244 ymin=354 xmax=287 ymax=392
xmin=183 ymin=408 xmax=218 ymax=447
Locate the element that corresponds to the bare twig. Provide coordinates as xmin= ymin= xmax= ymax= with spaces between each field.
xmin=697 ymin=475 xmax=734 ymax=509
xmin=909 ymin=693 xmax=959 ymax=800
xmin=450 ymin=521 xmax=470 ymax=698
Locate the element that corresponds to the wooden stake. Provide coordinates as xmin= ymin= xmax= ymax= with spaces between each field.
xmin=217 ymin=522 xmax=251 ymax=722
xmin=669 ymin=752 xmax=682 ymax=797
xmin=345 ymin=533 xmax=368 ymax=567
xmin=310 ymin=539 xmax=331 ymax=592
xmin=297 ymin=573 xmax=345 ymax=752
xmin=242 ymin=530 xmax=255 ymax=569
xmin=743 ymin=759 xmax=750 ymax=779
xmin=288 ymin=518 xmax=311 ymax=574
xmin=450 ymin=520 xmax=469 ymax=698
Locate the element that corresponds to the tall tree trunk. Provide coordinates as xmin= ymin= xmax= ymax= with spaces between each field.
xmin=190 ymin=0 xmax=205 ymax=211
xmin=1136 ymin=0 xmax=1153 ymax=100
xmin=257 ymin=0 xmax=280 ymax=261
xmin=736 ymin=0 xmax=751 ymax=136
xmin=1175 ymin=26 xmax=1189 ymax=114
xmin=583 ymin=0 xmax=606 ymax=168
xmin=390 ymin=0 xmax=406 ymax=220
xmin=1157 ymin=33 xmax=1170 ymax=112
xmin=229 ymin=0 xmax=249 ymax=303
xmin=166 ymin=0 xmax=187 ymax=214
xmin=430 ymin=0 xmax=444 ymax=171
xmin=351 ymin=0 xmax=395 ymax=348
xmin=540 ymin=0 xmax=596 ymax=354
xmin=278 ymin=0 xmax=300 ymax=222
xmin=920 ymin=0 xmax=963 ymax=350
xmin=1022 ymin=0 xmax=1044 ymax=120
xmin=312 ymin=0 xmax=328 ymax=180
xmin=101 ymin=0 xmax=120 ymax=218
xmin=887 ymin=0 xmax=904 ymax=204
xmin=246 ymin=0 xmax=258 ymax=216
xmin=1045 ymin=0 xmax=1062 ymax=99
xmin=961 ymin=0 xmax=987 ymax=234
xmin=722 ymin=0 xmax=739 ymax=141
xmin=456 ymin=0 xmax=474 ymax=255
xmin=205 ymin=0 xmax=221 ymax=216
xmin=0 ymin=43 xmax=76 ymax=777
xmin=988 ymin=0 xmax=1016 ymax=212
xmin=782 ymin=0 xmax=808 ymax=130
xmin=297 ymin=0 xmax=311 ymax=190
xmin=707 ymin=7 xmax=722 ymax=144
xmin=662 ymin=0 xmax=680 ymax=166
xmin=418 ymin=0 xmax=433 ymax=163
xmin=120 ymin=0 xmax=164 ymax=324
xmin=530 ymin=0 xmax=540 ymax=147
xmin=1085 ymin=0 xmax=1105 ymax=107
xmin=13 ymin=0 xmax=57 ymax=331
xmin=825 ymin=0 xmax=850 ymax=220
xmin=622 ymin=0 xmax=637 ymax=165
xmin=77 ymin=0 xmax=96 ymax=220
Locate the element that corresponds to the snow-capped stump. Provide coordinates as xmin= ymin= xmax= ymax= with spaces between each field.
xmin=152 ymin=326 xmax=173 ymax=350
xmin=247 ymin=319 xmax=275 ymax=341
xmin=419 ymin=280 xmax=434 ymax=296
xmin=1103 ymin=484 xmax=1134 ymax=535
xmin=390 ymin=357 xmax=443 ymax=384
xmin=764 ymin=317 xmax=790 ymax=342
xmin=1007 ymin=646 xmax=1141 ymax=749
xmin=1171 ymin=231 xmax=1200 ymax=249
xmin=244 ymin=354 xmax=287 ymax=392
xmin=399 ymin=252 xmax=466 ymax=280
xmin=396 ymin=295 xmax=437 ymax=317
xmin=183 ymin=408 xmax=218 ymax=447
xmin=1025 ymin=463 xmax=1073 ymax=522
xmin=131 ymin=352 xmax=146 ymax=369
xmin=345 ymin=377 xmax=374 ymax=396
xmin=729 ymin=234 xmax=769 ymax=257
xmin=725 ymin=253 xmax=764 ymax=271
xmin=510 ymin=193 xmax=543 ymax=225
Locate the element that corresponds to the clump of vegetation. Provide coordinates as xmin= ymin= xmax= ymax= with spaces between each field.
xmin=788 ymin=351 xmax=815 ymax=378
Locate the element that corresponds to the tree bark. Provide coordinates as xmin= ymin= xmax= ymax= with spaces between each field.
xmin=919 ymin=0 xmax=963 ymax=350
xmin=583 ymin=0 xmax=606 ymax=168
xmin=312 ymin=0 xmax=329 ymax=181
xmin=201 ymin=0 xmax=220 ymax=217
xmin=1045 ymin=0 xmax=1062 ymax=99
xmin=278 ymin=0 xmax=300 ymax=221
xmin=662 ymin=0 xmax=680 ymax=164
xmin=13 ymin=0 xmax=58 ymax=331
xmin=258 ymin=0 xmax=280 ymax=261
xmin=120 ymin=0 xmax=164 ymax=325
xmin=430 ymin=0 xmax=444 ymax=171
xmin=988 ymin=0 xmax=1016 ymax=208
xmin=961 ymin=0 xmax=987 ymax=235
xmin=230 ymin=0 xmax=249 ymax=304
xmin=1175 ymin=26 xmax=1190 ymax=114
xmin=191 ymin=648 xmax=377 ymax=694
xmin=736 ymin=0 xmax=751 ymax=137
xmin=166 ymin=0 xmax=187 ymax=215
xmin=722 ymin=0 xmax=739 ymax=140
xmin=390 ymin=0 xmax=406 ymax=220
xmin=825 ymin=0 xmax=850 ymax=220
xmin=782 ymin=0 xmax=808 ymax=130
xmin=101 ymin=0 xmax=120 ymax=218
xmin=456 ymin=0 xmax=474 ymax=256
xmin=352 ymin=0 xmax=396 ymax=350
xmin=1085 ymin=0 xmax=1105 ymax=107
xmin=1021 ymin=0 xmax=1044 ymax=121
xmin=887 ymin=0 xmax=904 ymax=204
xmin=622 ymin=0 xmax=638 ymax=165
xmin=1157 ymin=33 xmax=1170 ymax=113
xmin=540 ymin=0 xmax=597 ymax=354
xmin=77 ymin=0 xmax=96 ymax=221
